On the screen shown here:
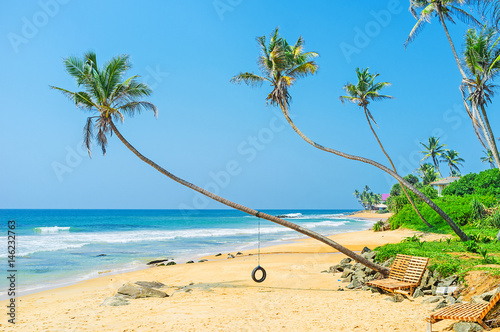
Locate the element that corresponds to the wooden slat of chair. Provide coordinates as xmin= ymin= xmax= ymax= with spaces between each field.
xmin=367 ymin=254 xmax=428 ymax=297
xmin=427 ymin=289 xmax=500 ymax=331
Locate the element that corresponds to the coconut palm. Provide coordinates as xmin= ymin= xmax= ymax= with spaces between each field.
xmin=481 ymin=149 xmax=495 ymax=168
xmin=441 ymin=149 xmax=465 ymax=176
xmin=405 ymin=1 xmax=490 ymax=163
xmin=406 ymin=0 xmax=481 ymax=76
xmin=231 ymin=29 xmax=470 ymax=241
xmin=51 ymin=52 xmax=388 ymax=275
xmin=420 ymin=137 xmax=447 ymax=177
xmin=462 ymin=27 xmax=500 ymax=168
xmin=340 ymin=68 xmax=432 ymax=228
xmin=418 ymin=163 xmax=439 ymax=185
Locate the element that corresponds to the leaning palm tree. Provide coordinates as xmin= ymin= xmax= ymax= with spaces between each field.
xmin=420 ymin=137 xmax=447 ymax=177
xmin=405 ymin=1 xmax=490 ymax=162
xmin=481 ymin=149 xmax=495 ymax=168
xmin=462 ymin=27 xmax=500 ymax=168
xmin=340 ymin=68 xmax=432 ymax=228
xmin=441 ymin=149 xmax=465 ymax=176
xmin=51 ymin=52 xmax=388 ymax=274
xmin=231 ymin=29 xmax=470 ymax=241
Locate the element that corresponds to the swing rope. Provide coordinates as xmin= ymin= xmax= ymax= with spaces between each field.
xmin=252 ymin=211 xmax=266 ymax=283
xmin=258 ymin=213 xmax=261 ymax=267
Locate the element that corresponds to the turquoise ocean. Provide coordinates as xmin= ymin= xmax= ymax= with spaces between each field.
xmin=0 ymin=209 xmax=374 ymax=299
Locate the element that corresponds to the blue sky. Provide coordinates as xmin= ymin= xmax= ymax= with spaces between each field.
xmin=0 ymin=1 xmax=496 ymax=209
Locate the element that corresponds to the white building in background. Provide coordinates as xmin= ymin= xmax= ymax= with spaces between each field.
xmin=429 ymin=177 xmax=460 ymax=196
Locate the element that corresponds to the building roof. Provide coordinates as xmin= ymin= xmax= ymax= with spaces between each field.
xmin=429 ymin=177 xmax=460 ymax=186
xmin=375 ymin=204 xmax=387 ymax=208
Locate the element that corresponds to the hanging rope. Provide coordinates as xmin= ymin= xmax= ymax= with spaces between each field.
xmin=252 ymin=211 xmax=266 ymax=283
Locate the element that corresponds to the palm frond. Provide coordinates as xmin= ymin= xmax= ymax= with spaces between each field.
xmin=117 ymin=101 xmax=158 ymax=118
xmin=103 ymin=55 xmax=131 ymax=98
xmin=287 ymin=61 xmax=319 ymax=79
xmin=405 ymin=17 xmax=428 ymax=47
xmin=230 ymin=72 xmax=266 ymax=87
xmin=83 ymin=117 xmax=94 ymax=158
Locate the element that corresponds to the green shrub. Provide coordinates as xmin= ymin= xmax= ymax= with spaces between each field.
xmin=443 ymin=169 xmax=500 ymax=197
xmin=388 ymin=195 xmax=499 ymax=231
xmin=487 ymin=211 xmax=500 ymax=228
xmin=428 ymin=261 xmax=460 ymax=277
xmin=464 ymin=240 xmax=479 ymax=253
xmin=373 ymin=220 xmax=384 ymax=232
xmin=471 ymin=197 xmax=486 ymax=220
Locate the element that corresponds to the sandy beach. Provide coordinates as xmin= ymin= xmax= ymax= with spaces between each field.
xmin=2 ymin=221 xmax=478 ymax=332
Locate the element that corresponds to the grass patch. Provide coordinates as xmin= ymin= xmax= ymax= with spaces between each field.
xmin=375 ymin=228 xmax=500 ymax=278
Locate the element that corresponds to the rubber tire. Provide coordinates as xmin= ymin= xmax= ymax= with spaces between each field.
xmin=251 ymin=266 xmax=266 ymax=283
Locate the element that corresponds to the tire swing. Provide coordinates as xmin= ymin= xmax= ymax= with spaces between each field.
xmin=251 ymin=212 xmax=266 ymax=283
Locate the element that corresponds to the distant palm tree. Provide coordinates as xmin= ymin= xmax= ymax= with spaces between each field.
xmin=418 ymin=163 xmax=439 ymax=185
xmin=340 ymin=68 xmax=431 ymax=227
xmin=481 ymin=149 xmax=495 ymax=168
xmin=232 ymin=29 xmax=470 ymax=241
xmin=405 ymin=1 xmax=489 ymax=161
xmin=462 ymin=27 xmax=500 ymax=169
xmin=51 ymin=52 xmax=389 ymax=274
xmin=420 ymin=137 xmax=447 ymax=177
xmin=441 ymin=149 xmax=465 ymax=176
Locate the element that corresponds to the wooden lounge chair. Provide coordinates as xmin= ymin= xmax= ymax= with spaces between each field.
xmin=426 ymin=289 xmax=500 ymax=331
xmin=366 ymin=254 xmax=429 ymax=297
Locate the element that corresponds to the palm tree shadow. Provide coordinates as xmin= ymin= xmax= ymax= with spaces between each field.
xmin=170 ymin=280 xmax=336 ymax=296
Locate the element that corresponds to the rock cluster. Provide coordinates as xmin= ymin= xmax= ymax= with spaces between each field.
xmin=101 ymin=281 xmax=168 ymax=306
xmin=324 ymin=247 xmax=379 ymax=290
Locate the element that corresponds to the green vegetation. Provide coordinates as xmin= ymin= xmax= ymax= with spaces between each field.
xmin=389 ymin=195 xmax=498 ymax=231
xmin=353 ymin=186 xmax=381 ymax=210
xmin=381 ymin=168 xmax=500 ymax=279
xmin=375 ymin=228 xmax=499 ymax=278
xmin=386 ymin=175 xmax=438 ymax=214
xmin=442 ymin=168 xmax=500 ymax=197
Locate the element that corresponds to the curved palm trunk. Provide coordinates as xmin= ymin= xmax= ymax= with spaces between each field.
xmin=108 ymin=121 xmax=390 ymax=276
xmin=480 ymin=104 xmax=500 ymax=168
xmin=433 ymin=157 xmax=444 ymax=179
xmin=363 ymin=108 xmax=432 ymax=228
xmin=277 ymin=102 xmax=469 ymax=242
xmin=437 ymin=6 xmax=500 ymax=169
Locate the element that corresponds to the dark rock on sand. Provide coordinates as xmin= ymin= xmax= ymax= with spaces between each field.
xmin=361 ymin=246 xmax=371 ymax=254
xmin=385 ymin=294 xmax=405 ymax=302
xmin=147 ymin=259 xmax=169 ymax=265
xmin=432 ymin=300 xmax=448 ymax=311
xmin=453 ymin=322 xmax=485 ymax=332
xmin=227 ymin=254 xmax=235 ymax=259
xmin=101 ymin=295 xmax=130 ymax=306
xmin=117 ymin=282 xmax=168 ymax=299
xmin=186 ymin=261 xmax=194 ymax=264
xmin=236 ymin=252 xmax=243 ymax=256
xmin=134 ymin=281 xmax=165 ymax=289
xmin=413 ymin=287 xmax=424 ymax=298
xmin=215 ymin=253 xmax=222 ymax=257
xmin=198 ymin=259 xmax=208 ymax=263
xmin=166 ymin=261 xmax=176 ymax=266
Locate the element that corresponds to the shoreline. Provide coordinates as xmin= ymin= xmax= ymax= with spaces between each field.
xmin=6 ymin=211 xmax=385 ymax=301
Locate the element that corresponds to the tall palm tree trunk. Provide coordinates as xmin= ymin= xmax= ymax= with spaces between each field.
xmin=363 ymin=108 xmax=432 ymax=228
xmin=108 ymin=121 xmax=390 ymax=275
xmin=480 ymin=104 xmax=500 ymax=168
xmin=434 ymin=157 xmax=444 ymax=178
xmin=277 ymin=102 xmax=469 ymax=242
xmin=437 ymin=6 xmax=500 ymax=169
